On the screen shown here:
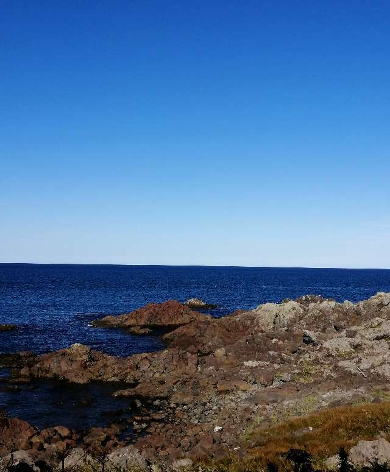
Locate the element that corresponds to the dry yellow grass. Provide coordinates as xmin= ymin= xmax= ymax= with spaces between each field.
xmin=246 ymin=401 xmax=390 ymax=464
xmin=195 ymin=402 xmax=390 ymax=471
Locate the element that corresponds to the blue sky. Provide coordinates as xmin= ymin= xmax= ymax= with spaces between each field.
xmin=1 ymin=0 xmax=390 ymax=267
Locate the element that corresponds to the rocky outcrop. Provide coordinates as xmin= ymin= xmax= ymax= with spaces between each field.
xmin=92 ymin=300 xmax=210 ymax=334
xmin=0 ymin=351 xmax=37 ymax=371
xmin=6 ymin=293 xmax=390 ymax=465
xmin=184 ymin=298 xmax=217 ymax=310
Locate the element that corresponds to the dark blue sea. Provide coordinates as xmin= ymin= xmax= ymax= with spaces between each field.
xmin=1 ymin=263 xmax=390 ymax=430
xmin=1 ymin=263 xmax=390 ymax=357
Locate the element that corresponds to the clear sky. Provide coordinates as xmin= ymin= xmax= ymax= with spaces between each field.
xmin=1 ymin=0 xmax=390 ymax=268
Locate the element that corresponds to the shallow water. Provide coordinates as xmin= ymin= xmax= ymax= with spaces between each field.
xmin=0 ymin=375 xmax=134 ymax=430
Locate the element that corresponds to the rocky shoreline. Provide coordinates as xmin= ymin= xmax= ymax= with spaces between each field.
xmin=2 ymin=293 xmax=390 ymax=470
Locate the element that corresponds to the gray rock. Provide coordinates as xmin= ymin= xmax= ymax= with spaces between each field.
xmin=349 ymin=439 xmax=390 ymax=467
xmin=323 ymin=336 xmax=353 ymax=353
xmin=184 ymin=298 xmax=216 ymax=309
xmin=0 ymin=450 xmax=39 ymax=471
xmin=106 ymin=445 xmax=147 ymax=471
xmin=172 ymin=458 xmax=194 ymax=470
xmin=63 ymin=447 xmax=98 ymax=471
xmin=324 ymin=455 xmax=340 ymax=470
xmin=251 ymin=301 xmax=303 ymax=331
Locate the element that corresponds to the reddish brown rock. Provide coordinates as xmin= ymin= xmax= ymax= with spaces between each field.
xmin=19 ymin=343 xmax=138 ymax=384
xmin=83 ymin=428 xmax=110 ymax=445
xmin=54 ymin=425 xmax=71 ymax=439
xmin=92 ymin=300 xmax=210 ymax=334
xmin=0 ymin=417 xmax=38 ymax=456
xmin=162 ymin=315 xmax=249 ymax=354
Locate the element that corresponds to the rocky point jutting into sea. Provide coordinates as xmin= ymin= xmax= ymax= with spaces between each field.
xmin=2 ymin=293 xmax=390 ymax=470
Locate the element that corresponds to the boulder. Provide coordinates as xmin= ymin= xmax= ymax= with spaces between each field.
xmin=184 ymin=298 xmax=216 ymax=310
xmin=349 ymin=439 xmax=390 ymax=467
xmin=324 ymin=455 xmax=340 ymax=470
xmin=54 ymin=425 xmax=71 ymax=439
xmin=63 ymin=447 xmax=98 ymax=470
xmin=0 ymin=450 xmax=39 ymax=471
xmin=0 ymin=418 xmax=37 ymax=456
xmin=172 ymin=458 xmax=194 ymax=470
xmin=248 ymin=301 xmax=303 ymax=331
xmin=106 ymin=445 xmax=147 ymax=470
xmin=83 ymin=427 xmax=109 ymax=445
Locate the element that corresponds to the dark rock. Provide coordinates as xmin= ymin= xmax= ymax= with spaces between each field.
xmin=0 ymin=324 xmax=18 ymax=332
xmin=302 ymin=330 xmax=317 ymax=345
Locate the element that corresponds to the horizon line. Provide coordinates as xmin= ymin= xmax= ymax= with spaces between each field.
xmin=0 ymin=262 xmax=389 ymax=271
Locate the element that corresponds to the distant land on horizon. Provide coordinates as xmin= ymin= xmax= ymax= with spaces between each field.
xmin=1 ymin=262 xmax=389 ymax=271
